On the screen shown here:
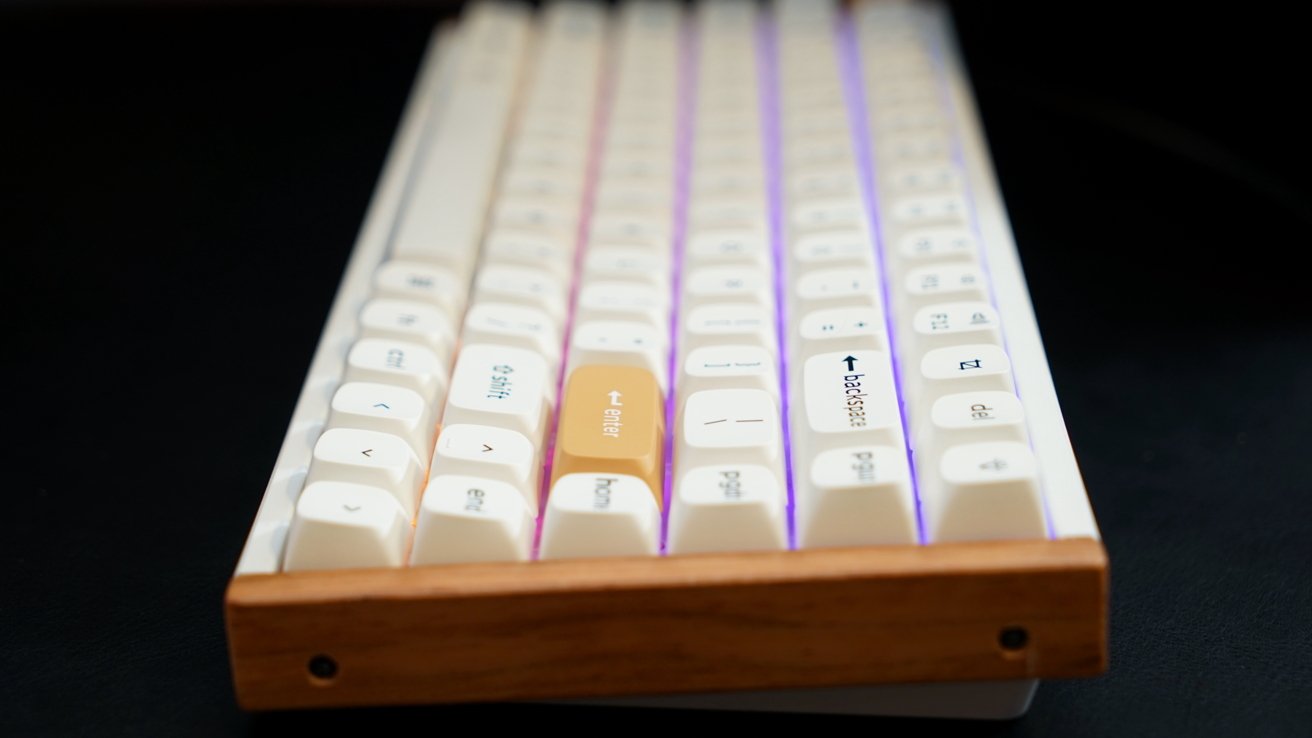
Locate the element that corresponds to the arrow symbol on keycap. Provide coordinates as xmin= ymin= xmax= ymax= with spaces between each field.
xmin=342 ymin=504 xmax=361 ymax=512
xmin=607 ymin=390 xmax=623 ymax=406
xmin=361 ymin=449 xmax=373 ymax=458
xmin=373 ymin=403 xmax=390 ymax=410
xmin=482 ymin=444 xmax=493 ymax=453
xmin=842 ymin=355 xmax=858 ymax=371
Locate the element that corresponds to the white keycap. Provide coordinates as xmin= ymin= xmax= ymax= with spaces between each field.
xmin=306 ymin=428 xmax=424 ymax=513
xmin=791 ymin=199 xmax=867 ymax=232
xmin=798 ymin=350 xmax=904 ymax=452
xmin=908 ymin=301 xmax=1002 ymax=356
xmin=677 ymin=389 xmax=783 ymax=480
xmin=568 ymin=320 xmax=667 ymax=392
xmin=882 ymin=163 xmax=962 ymax=194
xmin=679 ymin=345 xmax=779 ymax=405
xmin=918 ymin=390 xmax=1028 ymax=461
xmin=430 ymin=424 xmax=540 ymax=512
xmin=539 ymin=473 xmax=661 ymax=559
xmin=895 ymin=227 xmax=977 ymax=265
xmin=389 ymin=10 xmax=530 ymax=270
xmin=796 ymin=445 xmax=917 ymax=547
xmin=869 ymin=104 xmax=945 ymax=136
xmin=500 ymin=166 xmax=585 ymax=202
xmin=482 ymin=231 xmax=574 ymax=279
xmin=358 ymin=299 xmax=456 ymax=358
xmin=923 ymin=441 xmax=1047 ymax=542
xmin=461 ymin=303 xmax=561 ymax=368
xmin=344 ymin=338 xmax=448 ymax=402
xmin=688 ymin=200 xmax=767 ymax=231
xmin=575 ymin=281 xmax=668 ymax=331
xmin=473 ymin=264 xmax=569 ymax=326
xmin=590 ymin=213 xmax=670 ymax=250
xmin=900 ymin=263 xmax=989 ymax=313
xmin=584 ymin=247 xmax=669 ymax=287
xmin=790 ymin=169 xmax=861 ymax=199
xmin=683 ymin=267 xmax=774 ymax=310
xmin=913 ymin=343 xmax=1013 ymax=417
xmin=594 ymin=180 xmax=671 ymax=214
xmin=282 ymin=482 xmax=409 ymax=571
xmin=692 ymin=167 xmax=764 ymax=200
xmin=373 ymin=261 xmax=466 ymax=320
xmin=326 ymin=382 xmax=436 ymax=461
xmin=798 ymin=306 xmax=888 ymax=356
xmin=792 ymin=230 xmax=875 ymax=271
xmin=410 ymin=475 xmax=534 ymax=564
xmin=507 ymin=139 xmax=587 ymax=172
xmin=877 ymin=132 xmax=951 ymax=162
xmin=667 ymin=465 xmax=787 ymax=554
xmin=889 ymin=193 xmax=970 ymax=228
xmin=786 ymin=137 xmax=853 ymax=172
xmin=443 ymin=344 xmax=551 ymax=443
xmin=795 ymin=267 xmax=883 ymax=310
xmin=681 ymin=303 xmax=774 ymax=353
xmin=493 ymin=199 xmax=577 ymax=236
xmin=685 ymin=229 xmax=772 ymax=269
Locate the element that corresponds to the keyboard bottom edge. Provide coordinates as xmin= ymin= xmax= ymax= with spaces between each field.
xmin=547 ymin=678 xmax=1039 ymax=719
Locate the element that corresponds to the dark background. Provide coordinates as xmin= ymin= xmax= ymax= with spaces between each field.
xmin=2 ymin=2 xmax=1309 ymax=736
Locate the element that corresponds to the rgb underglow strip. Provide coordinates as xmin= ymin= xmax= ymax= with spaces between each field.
xmin=659 ymin=15 xmax=696 ymax=551
xmin=760 ymin=15 xmax=797 ymax=549
xmin=838 ymin=10 xmax=928 ymax=543
xmin=531 ymin=23 xmax=615 ymax=559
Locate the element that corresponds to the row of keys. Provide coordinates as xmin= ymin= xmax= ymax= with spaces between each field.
xmin=539 ymin=2 xmax=684 ymax=559
xmin=854 ymin=1 xmax=1047 ymax=542
xmin=277 ymin=0 xmax=1052 ymax=572
xmin=666 ymin=1 xmax=788 ymax=554
xmin=778 ymin=1 xmax=919 ymax=548
xmin=286 ymin=3 xmax=597 ymax=570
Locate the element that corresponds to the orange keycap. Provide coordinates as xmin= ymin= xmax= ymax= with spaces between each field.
xmin=550 ymin=365 xmax=665 ymax=507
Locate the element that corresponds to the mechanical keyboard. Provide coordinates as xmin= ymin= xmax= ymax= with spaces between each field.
xmin=226 ymin=0 xmax=1107 ymax=718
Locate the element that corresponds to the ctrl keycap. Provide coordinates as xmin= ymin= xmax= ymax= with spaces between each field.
xmin=282 ymin=482 xmax=409 ymax=571
xmin=539 ymin=474 xmax=661 ymax=559
xmin=410 ymin=476 xmax=533 ymax=565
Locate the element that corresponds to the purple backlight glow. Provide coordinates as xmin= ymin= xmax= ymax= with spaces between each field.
xmin=659 ymin=17 xmax=697 ymax=552
xmin=759 ymin=14 xmax=797 ymax=549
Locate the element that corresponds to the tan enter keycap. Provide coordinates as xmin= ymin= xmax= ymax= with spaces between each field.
xmin=550 ymin=364 xmax=665 ymax=506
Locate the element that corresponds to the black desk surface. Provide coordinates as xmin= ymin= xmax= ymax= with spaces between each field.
xmin=2 ymin=3 xmax=1309 ymax=736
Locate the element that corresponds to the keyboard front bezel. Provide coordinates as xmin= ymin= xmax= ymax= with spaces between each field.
xmin=226 ymin=537 xmax=1106 ymax=710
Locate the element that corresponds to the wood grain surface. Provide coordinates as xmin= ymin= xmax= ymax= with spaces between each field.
xmin=227 ymin=538 xmax=1107 ymax=710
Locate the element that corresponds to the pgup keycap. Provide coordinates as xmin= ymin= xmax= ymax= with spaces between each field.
xmin=796 ymin=445 xmax=917 ymax=547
